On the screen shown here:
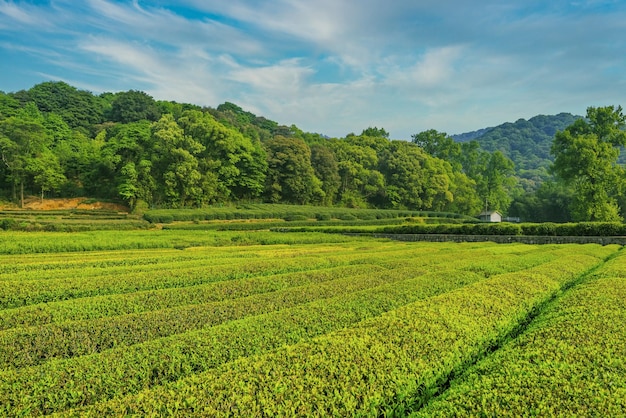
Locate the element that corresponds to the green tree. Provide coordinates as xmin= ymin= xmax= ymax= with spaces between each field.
xmin=310 ymin=144 xmax=340 ymax=206
xmin=446 ymin=171 xmax=482 ymax=215
xmin=20 ymin=81 xmax=104 ymax=130
xmin=509 ymin=181 xmax=574 ymax=222
xmin=478 ymin=151 xmax=516 ymax=213
xmin=412 ymin=129 xmax=462 ymax=171
xmin=264 ymin=136 xmax=323 ymax=204
xmin=116 ymin=161 xmax=155 ymax=210
xmin=152 ymin=114 xmax=204 ymax=207
xmin=177 ymin=110 xmax=266 ymax=202
xmin=0 ymin=104 xmax=50 ymax=206
xmin=458 ymin=140 xmax=486 ymax=180
xmin=156 ymin=100 xmax=201 ymax=120
xmin=379 ymin=141 xmax=452 ymax=210
xmin=551 ymin=105 xmax=626 ymax=221
xmin=361 ymin=126 xmax=389 ymax=139
xmin=53 ymin=130 xmax=105 ymax=197
xmin=102 ymin=121 xmax=156 ymax=209
xmin=330 ymin=137 xmax=386 ymax=208
xmin=413 ymin=132 xmax=513 ymax=214
xmin=0 ymin=92 xmax=20 ymax=120
xmin=29 ymin=150 xmax=66 ymax=201
xmin=109 ymin=90 xmax=161 ymax=124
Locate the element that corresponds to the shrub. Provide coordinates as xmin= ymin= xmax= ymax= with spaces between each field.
xmin=0 ymin=218 xmax=17 ymax=230
xmin=284 ymin=214 xmax=308 ymax=222
xmin=315 ymin=213 xmax=331 ymax=221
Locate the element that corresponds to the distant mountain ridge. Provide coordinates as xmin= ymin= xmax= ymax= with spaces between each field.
xmin=451 ymin=127 xmax=493 ymax=143
xmin=451 ymin=113 xmax=582 ymax=189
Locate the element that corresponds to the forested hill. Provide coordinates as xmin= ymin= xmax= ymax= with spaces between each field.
xmin=3 ymin=80 xmax=616 ymax=223
xmin=1 ymin=81 xmax=516 ymax=216
xmin=452 ymin=113 xmax=581 ymax=188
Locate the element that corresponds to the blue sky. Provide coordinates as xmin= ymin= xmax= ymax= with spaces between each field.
xmin=1 ymin=0 xmax=625 ymax=139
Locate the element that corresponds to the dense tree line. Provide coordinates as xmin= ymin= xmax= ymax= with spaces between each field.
xmin=0 ymin=81 xmax=518 ymax=216
xmin=3 ymin=81 xmax=621 ymax=222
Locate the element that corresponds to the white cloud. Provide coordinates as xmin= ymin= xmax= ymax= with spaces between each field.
xmin=77 ymin=36 xmax=222 ymax=104
xmin=1 ymin=0 xmax=626 ymax=138
xmin=228 ymin=59 xmax=315 ymax=94
xmin=386 ymin=46 xmax=465 ymax=90
xmin=0 ymin=0 xmax=50 ymax=26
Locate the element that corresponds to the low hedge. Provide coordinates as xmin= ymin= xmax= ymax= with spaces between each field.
xmin=143 ymin=206 xmax=477 ymax=224
xmin=380 ymin=222 xmax=626 ymax=237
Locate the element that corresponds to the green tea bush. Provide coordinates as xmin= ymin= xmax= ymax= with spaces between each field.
xmin=414 ymin=255 xmax=626 ymax=417
xmin=380 ymin=221 xmax=626 ymax=237
xmin=71 ymin=244 xmax=612 ymax=417
xmin=284 ymin=214 xmax=308 ymax=221
xmin=315 ymin=213 xmax=331 ymax=221
xmin=0 ymin=219 xmax=16 ymax=230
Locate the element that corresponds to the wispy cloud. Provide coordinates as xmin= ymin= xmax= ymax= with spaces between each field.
xmin=0 ymin=0 xmax=51 ymax=27
xmin=0 ymin=0 xmax=625 ymax=138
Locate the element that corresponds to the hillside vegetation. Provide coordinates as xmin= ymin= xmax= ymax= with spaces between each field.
xmin=1 ymin=81 xmax=624 ymax=222
xmin=453 ymin=113 xmax=581 ymax=188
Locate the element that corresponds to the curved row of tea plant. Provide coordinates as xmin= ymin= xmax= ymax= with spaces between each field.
xmin=0 ymin=209 xmax=150 ymax=232
xmin=0 ymin=240 xmax=585 ymax=416
xmin=162 ymin=217 xmax=409 ymax=231
xmin=0 ymin=239 xmax=417 ymax=282
xmin=414 ymin=250 xmax=626 ymax=417
xmin=0 ymin=229 xmax=365 ymax=255
xmin=0 ymin=255 xmax=362 ymax=309
xmin=0 ymin=267 xmax=488 ymax=416
xmin=278 ymin=220 xmax=626 ymax=238
xmin=0 ymin=240 xmax=426 ymax=309
xmin=64 ymin=244 xmax=616 ymax=417
xmin=0 ymin=241 xmax=558 ymax=331
xmin=1 ymin=242 xmax=573 ymax=369
xmin=0 ymin=264 xmax=372 ymax=331
xmin=2 ymin=265 xmax=410 ymax=369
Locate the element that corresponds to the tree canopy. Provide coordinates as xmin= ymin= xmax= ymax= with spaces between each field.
xmin=0 ymin=81 xmax=621 ymax=221
xmin=551 ymin=106 xmax=626 ymax=222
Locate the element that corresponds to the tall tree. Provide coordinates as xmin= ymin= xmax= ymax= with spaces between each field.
xmin=446 ymin=171 xmax=482 ymax=215
xmin=478 ymin=151 xmax=516 ymax=213
xmin=551 ymin=105 xmax=626 ymax=221
xmin=310 ymin=144 xmax=340 ymax=206
xmin=109 ymin=90 xmax=161 ymax=124
xmin=264 ymin=136 xmax=323 ymax=204
xmin=509 ymin=181 xmax=574 ymax=222
xmin=152 ymin=114 xmax=204 ymax=207
xmin=103 ymin=121 xmax=156 ymax=209
xmin=29 ymin=150 xmax=66 ymax=201
xmin=0 ymin=104 xmax=50 ymax=206
xmin=177 ymin=110 xmax=266 ymax=202
xmin=0 ymin=92 xmax=20 ymax=120
xmin=412 ymin=129 xmax=462 ymax=171
xmin=53 ymin=130 xmax=105 ymax=197
xmin=379 ymin=140 xmax=452 ymax=210
xmin=20 ymin=81 xmax=104 ymax=129
xmin=361 ymin=126 xmax=389 ymax=139
xmin=330 ymin=137 xmax=385 ymax=208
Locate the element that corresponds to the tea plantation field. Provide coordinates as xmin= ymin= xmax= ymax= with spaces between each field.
xmin=0 ymin=230 xmax=623 ymax=416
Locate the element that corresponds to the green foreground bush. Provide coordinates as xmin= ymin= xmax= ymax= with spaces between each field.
xmin=414 ymin=250 xmax=626 ymax=417
xmin=57 ymin=245 xmax=615 ymax=417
